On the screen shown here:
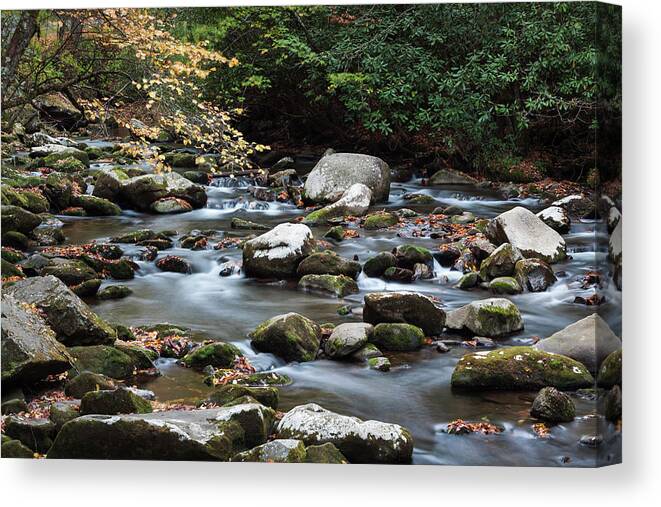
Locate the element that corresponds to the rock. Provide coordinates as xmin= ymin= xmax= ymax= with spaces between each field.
xmin=456 ymin=271 xmax=479 ymax=290
xmin=105 ymin=259 xmax=136 ymax=280
xmin=534 ymin=314 xmax=621 ymax=373
xmin=97 ymin=285 xmax=132 ymax=300
xmin=450 ymin=211 xmax=476 ymax=224
xmin=597 ymin=349 xmax=622 ymax=388
xmin=350 ymin=343 xmax=384 ymax=363
xmin=230 ymin=217 xmax=269 ymax=231
xmin=324 ymin=226 xmax=345 ymax=241
xmin=250 ymin=313 xmax=321 ymax=362
xmin=489 ymin=276 xmax=522 ymax=295
xmin=429 ymin=168 xmax=477 ymax=185
xmin=304 ymin=153 xmax=390 ymax=204
xmin=537 ymin=206 xmax=570 ymax=234
xmin=92 ymin=167 xmax=129 ymax=200
xmin=34 ymin=92 xmax=82 ymax=128
xmin=607 ymin=207 xmax=621 ymax=233
xmin=393 ymin=244 xmax=433 ymax=270
xmin=2 ymin=398 xmax=28 ymax=415
xmin=2 ymin=258 xmax=24 ymax=279
xmin=2 ymin=231 xmax=29 ymax=249
xmin=43 ymin=148 xmax=89 ymax=168
xmin=268 ymin=169 xmax=299 ymax=187
xmin=71 ymin=278 xmax=102 ymax=297
xmin=121 ymin=172 xmax=207 ymax=211
xmin=4 ymin=276 xmax=116 ymax=346
xmin=296 ymin=250 xmax=361 ymax=279
xmin=243 ymin=223 xmax=316 ymax=279
xmin=67 ymin=345 xmax=139 ymax=380
xmin=1 ymin=295 xmax=71 ymax=385
xmin=232 ymin=439 xmax=307 ymax=463
xmin=363 ymin=292 xmax=446 ymax=336
xmin=486 ymin=206 xmax=567 ymax=263
xmin=298 ymin=274 xmax=359 ymax=298
xmin=277 ymin=403 xmax=413 ymax=464
xmin=47 ymin=409 xmax=246 ymax=460
xmin=552 ymin=194 xmax=594 ymax=217
xmin=325 ymin=323 xmax=373 ymax=358
xmin=1 ymin=439 xmax=34 ymax=458
xmin=363 ymin=252 xmax=397 ymax=277
xmin=182 ymin=342 xmax=243 ymax=369
xmin=370 ymin=323 xmax=424 ymax=351
xmin=80 ymin=387 xmax=153 ymax=415
xmin=271 ymin=156 xmax=295 ymax=172
xmin=604 ymin=385 xmax=622 ymax=422
xmin=111 ymin=229 xmax=156 ymax=244
xmin=218 ymin=260 xmax=241 ymax=277
xmin=434 ymin=243 xmax=463 ymax=267
xmin=451 ymin=346 xmax=594 ymax=391
xmin=4 ymin=416 xmax=55 ymax=453
xmin=207 ymin=385 xmax=279 ymax=410
xmin=367 ymin=356 xmax=391 ymax=371
xmin=182 ymin=171 xmax=210 ymax=184
xmin=1 ymin=186 xmax=50 ymax=213
xmin=403 ymin=193 xmax=436 ymax=205
xmin=579 ymin=434 xmax=603 ymax=448
xmin=445 ymin=298 xmax=523 ymax=337
xmin=65 ymin=371 xmax=116 ymax=398
xmin=163 ymin=152 xmax=197 ymax=167
xmin=383 ymin=266 xmax=414 ymax=282
xmin=479 ymin=243 xmax=523 ymax=281
xmin=155 ymin=255 xmax=192 ymax=274
xmin=1 ymin=205 xmax=41 ymax=234
xmin=49 ymin=401 xmax=80 ymax=431
xmin=514 ymin=258 xmax=557 ymax=292
xmin=363 ymin=212 xmax=398 ymax=230
xmin=303 ymin=183 xmax=372 ymax=224
xmin=41 ymin=259 xmax=98 ymax=286
xmin=530 ymin=387 xmax=576 ymax=422
xmin=609 ymin=219 xmax=622 ymax=265
xmin=305 ymin=443 xmax=349 ymax=464
xmin=214 ymin=399 xmax=276 ymax=447
xmin=150 ymin=197 xmax=193 ymax=214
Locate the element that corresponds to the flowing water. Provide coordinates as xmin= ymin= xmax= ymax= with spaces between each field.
xmin=58 ymin=157 xmax=622 ymax=467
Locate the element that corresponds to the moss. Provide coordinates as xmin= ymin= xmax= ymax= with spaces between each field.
xmin=456 ymin=271 xmax=479 ymax=289
xmin=43 ymin=149 xmax=89 ymax=167
xmin=1 ymin=247 xmax=26 ymax=264
xmin=207 ymin=385 xmax=279 ymax=409
xmin=394 ymin=244 xmax=433 ymax=269
xmin=71 ymin=195 xmax=121 ymax=216
xmin=324 ymin=226 xmax=345 ymax=241
xmin=363 ymin=212 xmax=399 ymax=230
xmin=2 ymin=231 xmax=29 ymax=249
xmin=303 ymin=207 xmax=332 ymax=225
xmin=489 ymin=276 xmax=522 ymax=294
xmin=48 ymin=156 xmax=87 ymax=173
xmin=80 ymin=387 xmax=152 ymax=415
xmin=298 ymin=274 xmax=359 ymax=298
xmin=371 ymin=323 xmax=424 ymax=352
xmin=97 ymin=285 xmax=132 ymax=300
xmin=182 ymin=342 xmax=243 ymax=369
xmin=451 ymin=346 xmax=594 ymax=391
xmin=1 ymin=186 xmax=49 ymax=213
xmin=597 ymin=349 xmax=622 ymax=388
xmin=1 ymin=258 xmax=24 ymax=279
xmin=367 ymin=356 xmax=391 ymax=371
xmin=68 ymin=345 xmax=137 ymax=379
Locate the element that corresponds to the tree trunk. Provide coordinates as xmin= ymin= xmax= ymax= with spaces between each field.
xmin=2 ymin=10 xmax=39 ymax=99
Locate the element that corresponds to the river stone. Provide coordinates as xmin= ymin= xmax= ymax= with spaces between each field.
xmin=367 ymin=356 xmax=392 ymax=371
xmin=486 ymin=206 xmax=567 ymax=263
xmin=182 ymin=342 xmax=243 ymax=369
xmin=213 ymin=400 xmax=276 ymax=447
xmin=296 ymin=251 xmax=361 ymax=279
xmin=429 ymin=168 xmax=477 ymax=185
xmin=350 ymin=343 xmax=384 ymax=363
xmin=67 ymin=345 xmax=138 ymax=380
xmin=597 ymin=349 xmax=622 ymax=387
xmin=325 ymin=323 xmax=373 ymax=358
xmin=363 ymin=292 xmax=446 ymax=336
xmin=1 ymin=186 xmax=50 ymax=213
xmin=371 ymin=323 xmax=424 ymax=351
xmin=232 ymin=439 xmax=307 ymax=463
xmin=552 ymin=194 xmax=594 ymax=217
xmin=298 ymin=274 xmax=359 ymax=298
xmin=1 ymin=205 xmax=42 ymax=234
xmin=363 ymin=252 xmax=397 ymax=277
xmin=2 ymin=398 xmax=28 ymax=415
xmin=530 ymin=387 xmax=576 ymax=422
xmin=456 ymin=271 xmax=479 ymax=289
xmin=71 ymin=194 xmax=121 ymax=216
xmin=150 ymin=197 xmax=193 ymax=214
xmin=250 ymin=312 xmax=321 ymax=362
xmin=92 ymin=167 xmax=129 ymax=200
xmin=4 ymin=276 xmax=116 ymax=346
xmin=305 ymin=443 xmax=349 ymax=464
xmin=363 ymin=212 xmax=399 ymax=230
xmin=49 ymin=401 xmax=81 ymax=432
xmin=243 ymin=223 xmax=316 ymax=279
xmin=393 ymin=244 xmax=433 ymax=270
xmin=97 ymin=285 xmax=132 ymax=300
xmin=534 ymin=314 xmax=621 ymax=373
xmin=207 ymin=385 xmax=279 ymax=410
xmin=80 ymin=387 xmax=153 ymax=415
xmin=445 ymin=298 xmax=523 ymax=337
xmin=41 ymin=259 xmax=98 ymax=287
xmin=1 ymin=439 xmax=35 ymax=458
xmin=277 ymin=403 xmax=413 ymax=464
xmin=514 ymin=258 xmax=557 ymax=292
xmin=4 ymin=416 xmax=56 ymax=453
xmin=34 ymin=92 xmax=82 ymax=128
xmin=537 ymin=206 xmax=570 ymax=234
xmin=1 ymin=295 xmax=71 ymax=385
xmin=604 ymin=385 xmax=622 ymax=423
xmin=155 ymin=255 xmax=192 ymax=273
xmin=304 ymin=153 xmax=390 ymax=204
xmin=489 ymin=276 xmax=522 ymax=295
xmin=65 ymin=371 xmax=116 ymax=398
xmin=303 ymin=183 xmax=372 ymax=224
xmin=121 ymin=172 xmax=207 ymax=210
xmin=609 ymin=219 xmax=622 ymax=264
xmin=451 ymin=346 xmax=594 ymax=391
xmin=47 ymin=409 xmax=246 ymax=460
xmin=479 ymin=243 xmax=523 ymax=281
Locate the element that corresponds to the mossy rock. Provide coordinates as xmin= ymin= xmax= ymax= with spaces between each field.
xmin=324 ymin=226 xmax=345 ymax=241
xmin=232 ymin=439 xmax=307 ymax=463
xmin=1 ymin=186 xmax=49 ymax=213
xmin=47 ymin=156 xmax=87 ymax=173
xmin=182 ymin=342 xmax=243 ymax=369
xmin=105 ymin=259 xmax=136 ymax=280
xmin=68 ymin=345 xmax=138 ymax=380
xmin=80 ymin=387 xmax=153 ymax=415
xmin=43 ymin=148 xmax=89 ymax=167
xmin=479 ymin=243 xmax=523 ymax=281
xmin=85 ymin=147 xmax=106 ymax=160
xmin=456 ymin=271 xmax=479 ymax=289
xmin=71 ymin=195 xmax=121 ymax=216
xmin=304 ymin=443 xmax=349 ymax=463
xmin=97 ymin=285 xmax=132 ymax=300
xmin=1 ymin=204 xmax=41 ymax=234
xmin=114 ymin=342 xmax=158 ymax=368
xmin=451 ymin=346 xmax=594 ymax=391
xmin=530 ymin=387 xmax=575 ymax=422
xmin=363 ymin=252 xmax=397 ymax=277
xmin=49 ymin=401 xmax=81 ymax=432
xmin=296 ymin=250 xmax=361 ymax=279
xmin=350 ymin=343 xmax=383 ymax=363
xmin=1 ymin=248 xmax=26 ymax=264
xmin=2 ymin=231 xmax=30 ymax=250
xmin=1 ymin=439 xmax=35 ymax=458
xmin=1 ymin=398 xmax=28 ymax=415
xmin=370 ymin=323 xmax=424 ymax=351
xmin=65 ymin=371 xmax=117 ymax=398
xmin=393 ymin=244 xmax=433 ymax=270
xmin=597 ymin=349 xmax=622 ymax=388
xmin=110 ymin=229 xmax=156 ymax=243
xmin=250 ymin=313 xmax=321 ymax=362
xmin=367 ymin=356 xmax=391 ymax=371
xmin=3 ymin=416 xmax=55 ymax=453
xmin=489 ymin=276 xmax=522 ymax=295
xmin=298 ymin=274 xmax=359 ymax=298
xmin=363 ymin=212 xmax=399 ymax=230
xmin=207 ymin=385 xmax=279 ymax=410
xmin=71 ymin=278 xmax=102 ymax=297
xmin=1 ymin=258 xmax=24 ymax=279
xmin=164 ymin=152 xmax=197 ymax=168
xmin=41 ymin=259 xmax=98 ymax=286
xmin=604 ymin=385 xmax=622 ymax=422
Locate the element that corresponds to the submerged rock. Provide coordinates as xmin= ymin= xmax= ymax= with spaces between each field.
xmin=277 ymin=403 xmax=413 ymax=464
xmin=451 ymin=346 xmax=594 ymax=390
xmin=530 ymin=387 xmax=576 ymax=422
xmin=250 ymin=312 xmax=321 ymax=362
xmin=363 ymin=292 xmax=446 ymax=336
xmin=429 ymin=168 xmax=477 ymax=186
xmin=444 ymin=298 xmax=523 ymax=337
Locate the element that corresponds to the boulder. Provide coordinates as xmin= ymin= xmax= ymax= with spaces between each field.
xmin=363 ymin=292 xmax=446 ymax=336
xmin=304 ymin=443 xmax=348 ymax=464
xmin=4 ymin=276 xmax=116 ymax=346
xmin=367 ymin=356 xmax=391 ymax=371
xmin=71 ymin=195 xmax=121 ymax=216
xmin=530 ymin=387 xmax=575 ymax=423
xmin=537 ymin=206 xmax=570 ymax=234
xmin=456 ymin=271 xmax=479 ymax=290
xmin=1 ymin=205 xmax=41 ymax=234
xmin=207 ymin=385 xmax=279 ymax=410
xmin=325 ymin=323 xmax=373 ymax=358
xmin=298 ymin=274 xmax=359 ymax=298
xmin=213 ymin=399 xmax=276 ymax=447
xmin=451 ymin=346 xmax=594 ymax=391
xmin=350 ymin=343 xmax=384 ymax=363
xmin=230 ymin=217 xmax=269 ymax=231
xmin=41 ymin=259 xmax=98 ymax=286
xmin=121 ymin=172 xmax=207 ymax=211
xmin=303 ymin=183 xmax=372 ymax=224
xmin=150 ymin=197 xmax=193 ymax=214
xmin=445 ymin=298 xmax=523 ymax=337
xmin=232 ymin=439 xmax=306 ymax=463
xmin=4 ymin=416 xmax=56 ymax=453
xmin=65 ymin=371 xmax=116 ymax=398
xmin=92 ymin=167 xmax=129 ymax=200
xmin=277 ymin=403 xmax=413 ymax=464
xmin=1 ymin=295 xmax=71 ymax=384
xmin=97 ymin=285 xmax=132 ymax=300
xmin=534 ymin=314 xmax=621 ymax=373
xmin=242 ymin=223 xmax=316 ymax=279
xmin=250 ymin=313 xmax=321 ymax=362
xmin=34 ymin=92 xmax=82 ymax=128
xmin=479 ymin=243 xmax=523 ymax=281
xmin=67 ymin=345 xmax=140 ymax=380
xmin=514 ymin=258 xmax=557 ymax=292
xmin=604 ymin=385 xmax=622 ymax=423
xmin=182 ymin=342 xmax=243 ymax=369
xmin=363 ymin=212 xmax=398 ymax=230
xmin=1 ymin=186 xmax=49 ymax=213
xmin=80 ymin=387 xmax=153 ymax=415
xmin=597 ymin=349 xmax=622 ymax=388
xmin=393 ymin=244 xmax=433 ymax=270
xmin=155 ymin=255 xmax=192 ymax=274
xmin=488 ymin=276 xmax=522 ymax=295
xmin=486 ymin=206 xmax=567 ymax=263
xmin=42 ymin=148 xmax=89 ymax=168
xmin=49 ymin=401 xmax=81 ymax=432
xmin=552 ymin=194 xmax=594 ymax=217
xmin=370 ymin=323 xmax=424 ymax=351
xmin=363 ymin=252 xmax=397 ymax=278
xmin=429 ymin=169 xmax=477 ymax=185
xmin=1 ymin=439 xmax=35 ymax=458
xmin=296 ymin=251 xmax=361 ymax=279
xmin=47 ymin=409 xmax=246 ymax=460
xmin=304 ymin=153 xmax=390 ymax=203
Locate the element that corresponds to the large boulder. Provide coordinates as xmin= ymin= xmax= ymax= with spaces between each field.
xmin=304 ymin=153 xmax=390 ymax=204
xmin=597 ymin=349 xmax=622 ymax=388
xmin=1 ymin=295 xmax=71 ymax=385
xmin=4 ymin=276 xmax=116 ymax=346
xmin=277 ymin=403 xmax=413 ymax=464
xmin=47 ymin=409 xmax=246 ymax=460
xmin=1 ymin=205 xmax=42 ymax=234
xmin=451 ymin=346 xmax=594 ymax=391
xmin=120 ymin=172 xmax=207 ymax=211
xmin=243 ymin=223 xmax=316 ymax=279
xmin=303 ymin=183 xmax=372 ymax=224
xmin=486 ymin=206 xmax=567 ymax=263
xmin=213 ymin=400 xmax=276 ymax=447
xmin=250 ymin=313 xmax=321 ymax=362
xmin=534 ymin=314 xmax=621 ymax=373
xmin=67 ymin=345 xmax=143 ymax=380
xmin=34 ymin=92 xmax=82 ymax=128
xmin=444 ymin=298 xmax=523 ymax=337
xmin=207 ymin=385 xmax=279 ymax=410
xmin=4 ymin=416 xmax=56 ymax=453
xmin=370 ymin=323 xmax=424 ymax=351
xmin=363 ymin=292 xmax=446 ymax=336
xmin=92 ymin=167 xmax=129 ymax=200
